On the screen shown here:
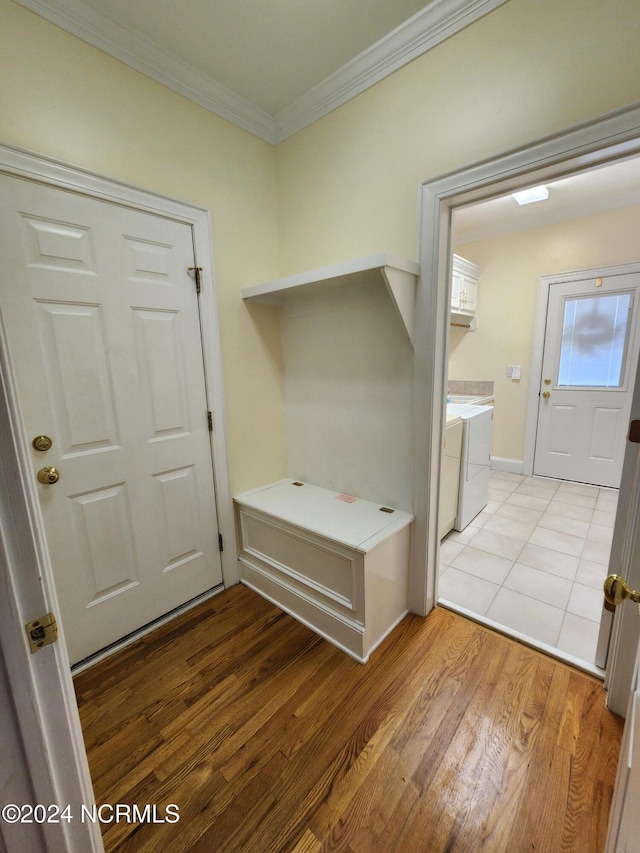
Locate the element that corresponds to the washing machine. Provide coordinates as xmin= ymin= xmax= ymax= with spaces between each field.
xmin=450 ymin=403 xmax=494 ymax=531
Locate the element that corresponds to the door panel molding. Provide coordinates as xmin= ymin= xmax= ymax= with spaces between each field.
xmin=0 ymin=142 xmax=238 ymax=591
xmin=0 ymin=140 xmax=238 ymax=850
xmin=524 ymin=261 xmax=640 ymax=480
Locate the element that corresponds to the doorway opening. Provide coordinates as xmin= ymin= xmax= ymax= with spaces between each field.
xmin=412 ymin=108 xmax=640 ymax=674
xmin=435 ymin=156 xmax=640 ymax=676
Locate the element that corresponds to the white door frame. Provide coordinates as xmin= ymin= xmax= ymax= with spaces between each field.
xmin=523 ymin=261 xmax=640 ymax=479
xmin=0 ymin=142 xmax=237 ymax=852
xmin=414 ymin=100 xmax=640 ymax=716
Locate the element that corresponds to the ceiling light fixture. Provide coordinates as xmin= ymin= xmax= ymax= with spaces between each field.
xmin=512 ymin=185 xmax=549 ymax=205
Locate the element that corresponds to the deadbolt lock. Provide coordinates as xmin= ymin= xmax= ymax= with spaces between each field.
xmin=32 ymin=435 xmax=53 ymax=452
xmin=25 ymin=613 xmax=58 ymax=653
xmin=37 ymin=466 xmax=59 ymax=485
xmin=544 ymin=378 xmax=551 ymax=385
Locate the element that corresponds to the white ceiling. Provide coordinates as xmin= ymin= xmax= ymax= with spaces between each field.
xmin=15 ymin=0 xmax=508 ymax=143
xmin=453 ymin=156 xmax=640 ymax=245
xmin=78 ymin=0 xmax=429 ymax=116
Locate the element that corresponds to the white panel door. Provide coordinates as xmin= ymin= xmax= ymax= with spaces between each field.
xmin=534 ymin=274 xmax=640 ymax=487
xmin=0 ymin=174 xmax=222 ymax=664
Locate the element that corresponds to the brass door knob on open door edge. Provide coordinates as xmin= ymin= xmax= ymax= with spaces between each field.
xmin=604 ymin=574 xmax=640 ymax=606
xmin=542 ymin=391 xmax=551 ymax=398
xmin=37 ymin=466 xmax=59 ymax=485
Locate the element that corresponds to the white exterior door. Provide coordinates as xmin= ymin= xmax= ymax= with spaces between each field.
xmin=534 ymin=273 xmax=640 ymax=487
xmin=0 ymin=174 xmax=222 ymax=664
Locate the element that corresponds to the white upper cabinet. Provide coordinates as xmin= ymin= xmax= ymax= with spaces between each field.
xmin=451 ymin=254 xmax=481 ymax=329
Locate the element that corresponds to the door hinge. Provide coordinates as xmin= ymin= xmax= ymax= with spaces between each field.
xmin=188 ymin=266 xmax=203 ymax=293
xmin=207 ymin=411 xmax=213 ymax=432
xmin=218 ymin=534 xmax=224 ymax=552
xmin=26 ymin=612 xmax=58 ymax=653
xmin=629 ymin=420 xmax=640 ymax=443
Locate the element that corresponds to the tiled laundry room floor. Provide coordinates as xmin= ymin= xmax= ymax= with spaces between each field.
xmin=438 ymin=470 xmax=618 ymax=673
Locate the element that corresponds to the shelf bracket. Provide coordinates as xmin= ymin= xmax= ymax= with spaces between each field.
xmin=380 ymin=264 xmax=417 ymax=346
xmin=241 ymin=252 xmax=420 ymax=349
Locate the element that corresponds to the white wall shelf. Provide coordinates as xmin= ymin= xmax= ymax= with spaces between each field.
xmin=242 ymin=253 xmax=420 ymax=346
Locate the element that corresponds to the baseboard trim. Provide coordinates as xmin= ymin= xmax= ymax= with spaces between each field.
xmin=365 ymin=609 xmax=409 ymax=659
xmin=239 ymin=559 xmax=368 ymax=663
xmin=490 ymin=457 xmax=524 ymax=474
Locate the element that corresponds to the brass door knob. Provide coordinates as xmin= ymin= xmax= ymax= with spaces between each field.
xmin=542 ymin=390 xmax=551 ymax=398
xmin=37 ymin=466 xmax=59 ymax=485
xmin=604 ymin=574 xmax=640 ymax=606
xmin=544 ymin=378 xmax=552 ymax=385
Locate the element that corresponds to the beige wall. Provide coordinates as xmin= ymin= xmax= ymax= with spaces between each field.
xmin=4 ymin=0 xmax=640 ymax=497
xmin=0 ymin=0 xmax=286 ymax=494
xmin=450 ymin=203 xmax=640 ymax=461
xmin=276 ymin=0 xmax=640 ymax=274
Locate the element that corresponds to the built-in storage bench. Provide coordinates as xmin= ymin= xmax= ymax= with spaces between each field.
xmin=234 ymin=479 xmax=413 ymax=663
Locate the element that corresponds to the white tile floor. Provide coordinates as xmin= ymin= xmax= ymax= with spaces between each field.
xmin=439 ymin=471 xmax=618 ymax=672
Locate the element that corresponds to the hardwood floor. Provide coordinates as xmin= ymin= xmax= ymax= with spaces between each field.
xmin=74 ymin=584 xmax=623 ymax=852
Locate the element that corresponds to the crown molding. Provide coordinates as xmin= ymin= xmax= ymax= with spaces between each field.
xmin=13 ymin=0 xmax=278 ymax=143
xmin=15 ymin=0 xmax=509 ymax=145
xmin=273 ymin=0 xmax=510 ymax=142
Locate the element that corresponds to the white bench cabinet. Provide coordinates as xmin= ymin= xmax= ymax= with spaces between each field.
xmin=234 ymin=480 xmax=413 ymax=663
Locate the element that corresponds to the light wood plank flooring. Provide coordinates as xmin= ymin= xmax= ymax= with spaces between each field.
xmin=74 ymin=584 xmax=623 ymax=852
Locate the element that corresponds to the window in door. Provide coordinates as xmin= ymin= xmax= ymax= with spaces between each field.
xmin=558 ymin=291 xmax=633 ymax=388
